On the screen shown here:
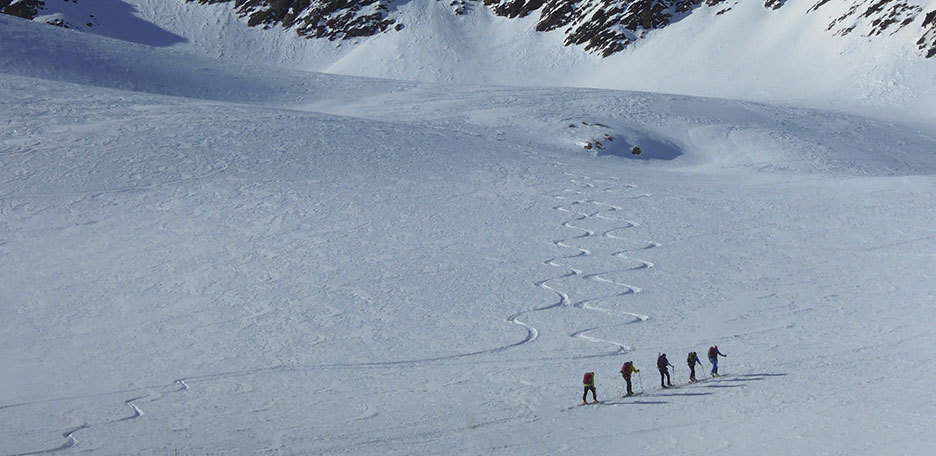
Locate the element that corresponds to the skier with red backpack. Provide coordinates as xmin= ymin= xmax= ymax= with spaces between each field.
xmin=582 ymin=372 xmax=597 ymax=405
xmin=708 ymin=345 xmax=727 ymax=377
xmin=620 ymin=361 xmax=640 ymax=396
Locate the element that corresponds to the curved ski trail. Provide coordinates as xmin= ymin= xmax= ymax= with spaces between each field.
xmin=538 ymin=171 xmax=657 ymax=355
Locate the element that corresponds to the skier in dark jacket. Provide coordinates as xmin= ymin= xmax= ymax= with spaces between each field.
xmin=708 ymin=346 xmax=727 ymax=377
xmin=657 ymin=354 xmax=673 ymax=388
xmin=687 ymin=351 xmax=703 ymax=382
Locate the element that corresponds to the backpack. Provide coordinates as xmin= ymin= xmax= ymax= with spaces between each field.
xmin=687 ymin=352 xmax=696 ymax=363
xmin=583 ymin=372 xmax=594 ymax=385
xmin=621 ymin=362 xmax=633 ymax=375
xmin=708 ymin=347 xmax=717 ymax=358
xmin=657 ymin=355 xmax=667 ymax=369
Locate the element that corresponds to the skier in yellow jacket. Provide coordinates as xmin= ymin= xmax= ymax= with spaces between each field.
xmin=582 ymin=372 xmax=597 ymax=405
xmin=620 ymin=361 xmax=640 ymax=396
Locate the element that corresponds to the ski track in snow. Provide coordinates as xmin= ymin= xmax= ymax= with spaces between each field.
xmin=521 ymin=170 xmax=655 ymax=357
xmin=4 ymin=382 xmax=188 ymax=456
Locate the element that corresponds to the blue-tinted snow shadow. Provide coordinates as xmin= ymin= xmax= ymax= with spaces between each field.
xmin=648 ymin=392 xmax=713 ymax=397
xmin=84 ymin=0 xmax=185 ymax=46
xmin=596 ymin=130 xmax=682 ymax=161
xmin=601 ymin=400 xmax=668 ymax=405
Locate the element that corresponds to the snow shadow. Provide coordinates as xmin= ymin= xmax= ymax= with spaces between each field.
xmin=564 ymin=121 xmax=682 ymax=161
xmin=597 ymin=134 xmax=681 ymax=161
xmin=651 ymin=392 xmax=713 ymax=397
xmin=81 ymin=0 xmax=185 ymax=47
xmin=602 ymin=400 xmax=668 ymax=405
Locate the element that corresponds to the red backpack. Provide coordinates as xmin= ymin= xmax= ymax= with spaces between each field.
xmin=621 ymin=362 xmax=633 ymax=376
xmin=583 ymin=372 xmax=594 ymax=385
xmin=708 ymin=347 xmax=716 ymax=358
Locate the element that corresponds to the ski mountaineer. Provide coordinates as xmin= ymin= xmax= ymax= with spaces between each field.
xmin=708 ymin=345 xmax=727 ymax=377
xmin=687 ymin=351 xmax=702 ymax=382
xmin=657 ymin=354 xmax=674 ymax=388
xmin=620 ymin=361 xmax=639 ymax=396
xmin=582 ymin=372 xmax=597 ymax=405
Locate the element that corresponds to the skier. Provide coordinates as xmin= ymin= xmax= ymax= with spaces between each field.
xmin=708 ymin=345 xmax=727 ymax=377
xmin=582 ymin=372 xmax=597 ymax=405
xmin=657 ymin=353 xmax=674 ymax=388
xmin=687 ymin=351 xmax=702 ymax=382
xmin=620 ymin=361 xmax=639 ymax=396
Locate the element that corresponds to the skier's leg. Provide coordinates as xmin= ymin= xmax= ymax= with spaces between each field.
xmin=590 ymin=386 xmax=597 ymax=402
xmin=626 ymin=377 xmax=633 ymax=395
xmin=582 ymin=387 xmax=588 ymax=403
xmin=659 ymin=369 xmax=665 ymax=387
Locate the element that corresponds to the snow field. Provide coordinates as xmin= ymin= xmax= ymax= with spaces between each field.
xmin=2 ymin=12 xmax=936 ymax=455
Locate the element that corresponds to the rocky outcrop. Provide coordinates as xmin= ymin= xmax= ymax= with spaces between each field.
xmin=187 ymin=0 xmax=398 ymax=40
xmin=920 ymin=10 xmax=936 ymax=57
xmin=490 ymin=0 xmax=713 ymax=56
xmin=764 ymin=0 xmax=786 ymax=10
xmin=0 ymin=0 xmax=42 ymax=20
xmin=811 ymin=0 xmax=920 ymax=37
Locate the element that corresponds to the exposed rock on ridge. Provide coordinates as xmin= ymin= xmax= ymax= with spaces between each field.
xmin=187 ymin=0 xmax=398 ymax=40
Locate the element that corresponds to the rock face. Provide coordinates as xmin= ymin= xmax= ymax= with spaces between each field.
xmin=0 ymin=0 xmax=43 ymax=21
xmin=529 ymin=0 xmax=715 ymax=57
xmin=921 ymin=10 xmax=936 ymax=57
xmin=187 ymin=0 xmax=397 ymax=40
xmin=3 ymin=0 xmax=936 ymax=59
xmin=810 ymin=0 xmax=920 ymax=37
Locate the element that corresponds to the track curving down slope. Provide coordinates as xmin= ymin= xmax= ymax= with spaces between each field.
xmin=531 ymin=171 xmax=658 ymax=356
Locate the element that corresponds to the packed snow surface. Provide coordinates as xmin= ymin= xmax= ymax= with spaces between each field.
xmin=2 ymin=12 xmax=936 ymax=456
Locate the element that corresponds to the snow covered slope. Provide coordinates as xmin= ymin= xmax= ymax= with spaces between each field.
xmin=6 ymin=0 xmax=936 ymax=123
xmin=2 ymin=13 xmax=936 ymax=456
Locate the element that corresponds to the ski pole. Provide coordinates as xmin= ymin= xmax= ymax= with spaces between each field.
xmin=637 ymin=371 xmax=644 ymax=393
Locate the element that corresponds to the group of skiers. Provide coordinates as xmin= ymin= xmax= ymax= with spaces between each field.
xmin=582 ymin=345 xmax=726 ymax=405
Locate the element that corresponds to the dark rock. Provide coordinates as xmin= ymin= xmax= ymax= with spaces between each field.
xmin=187 ymin=0 xmax=395 ymax=41
xmin=764 ymin=0 xmax=785 ymax=10
xmin=920 ymin=10 xmax=936 ymax=57
xmin=1 ymin=0 xmax=43 ymax=20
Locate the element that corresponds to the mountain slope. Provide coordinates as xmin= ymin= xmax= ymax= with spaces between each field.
xmin=6 ymin=0 xmax=935 ymax=59
xmin=5 ymin=0 xmax=935 ymax=125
